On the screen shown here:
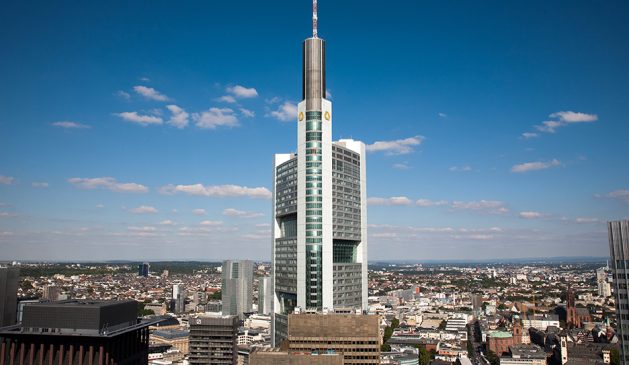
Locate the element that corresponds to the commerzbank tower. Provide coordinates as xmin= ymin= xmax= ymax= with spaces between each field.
xmin=271 ymin=0 xmax=368 ymax=345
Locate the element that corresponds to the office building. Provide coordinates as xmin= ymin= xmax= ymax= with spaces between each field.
xmin=258 ymin=276 xmax=273 ymax=315
xmin=286 ymin=312 xmax=380 ymax=365
xmin=608 ymin=220 xmax=629 ymax=365
xmin=189 ymin=314 xmax=238 ymax=365
xmin=0 ymin=300 xmax=150 ymax=364
xmin=138 ymin=262 xmax=150 ymax=277
xmin=0 ymin=266 xmax=19 ymax=327
xmin=250 ymin=347 xmax=343 ymax=365
xmin=272 ymin=0 xmax=368 ymax=345
xmin=222 ymin=260 xmax=254 ymax=319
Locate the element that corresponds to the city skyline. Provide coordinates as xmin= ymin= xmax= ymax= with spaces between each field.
xmin=1 ymin=1 xmax=628 ymax=261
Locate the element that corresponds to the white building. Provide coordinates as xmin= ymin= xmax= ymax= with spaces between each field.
xmin=271 ymin=3 xmax=368 ymax=346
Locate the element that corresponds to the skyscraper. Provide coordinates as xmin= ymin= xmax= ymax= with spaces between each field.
xmin=608 ymin=220 xmax=629 ymax=365
xmin=222 ymin=260 xmax=253 ymax=319
xmin=258 ymin=276 xmax=273 ymax=315
xmin=272 ymin=1 xmax=368 ymax=345
xmin=0 ymin=266 xmax=19 ymax=327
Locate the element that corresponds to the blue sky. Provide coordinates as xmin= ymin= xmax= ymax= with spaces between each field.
xmin=1 ymin=0 xmax=628 ymax=261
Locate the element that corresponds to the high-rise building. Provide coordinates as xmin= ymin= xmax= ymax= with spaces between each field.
xmin=0 ymin=266 xmax=19 ymax=327
xmin=138 ymin=262 xmax=150 ymax=277
xmin=608 ymin=220 xmax=629 ymax=365
xmin=222 ymin=260 xmax=253 ymax=319
xmin=285 ymin=312 xmax=380 ymax=365
xmin=189 ymin=314 xmax=238 ymax=365
xmin=272 ymin=1 xmax=368 ymax=345
xmin=258 ymin=276 xmax=273 ymax=315
xmin=0 ymin=300 xmax=150 ymax=364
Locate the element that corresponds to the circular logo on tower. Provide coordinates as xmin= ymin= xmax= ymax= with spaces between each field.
xmin=298 ymin=112 xmax=304 ymax=121
xmin=324 ymin=111 xmax=331 ymax=121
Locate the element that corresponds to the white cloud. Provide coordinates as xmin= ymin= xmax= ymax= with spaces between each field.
xmin=130 ymin=205 xmax=158 ymax=214
xmin=366 ymin=136 xmax=424 ymax=155
xmin=533 ymin=111 xmax=598 ymax=134
xmin=449 ymin=166 xmax=472 ymax=172
xmin=393 ymin=163 xmax=410 ymax=170
xmin=451 ymin=200 xmax=509 ymax=214
xmin=166 ymin=105 xmax=189 ymax=129
xmin=160 ymin=184 xmax=272 ymax=199
xmin=116 ymin=112 xmax=163 ymax=126
xmin=223 ymin=208 xmax=263 ymax=218
xmin=217 ymin=95 xmax=237 ymax=103
xmin=519 ymin=211 xmax=543 ymax=219
xmin=599 ymin=189 xmax=629 ymax=203
xmin=192 ymin=209 xmax=207 ymax=216
xmin=438 ymin=112 xmax=447 ymax=119
xmin=511 ymin=159 xmax=561 ymax=173
xmin=0 ymin=176 xmax=15 ymax=185
xmin=68 ymin=177 xmax=149 ymax=193
xmin=270 ymin=102 xmax=298 ymax=122
xmin=51 ymin=121 xmax=90 ymax=129
xmin=116 ymin=90 xmax=131 ymax=100
xmin=133 ymin=85 xmax=170 ymax=101
xmin=193 ymin=108 xmax=239 ymax=129
xmin=32 ymin=182 xmax=49 ymax=188
xmin=200 ymin=220 xmax=223 ymax=226
xmin=521 ymin=132 xmax=538 ymax=139
xmin=416 ymin=199 xmax=449 ymax=207
xmin=226 ymin=85 xmax=258 ymax=98
xmin=550 ymin=111 xmax=598 ymax=123
xmin=240 ymin=108 xmax=255 ymax=118
xmin=367 ymin=196 xmax=413 ymax=206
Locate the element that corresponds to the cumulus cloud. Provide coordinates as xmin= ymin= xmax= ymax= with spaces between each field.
xmin=598 ymin=189 xmax=629 ymax=204
xmin=269 ymin=102 xmax=298 ymax=122
xmin=133 ymin=85 xmax=170 ymax=101
xmin=416 ymin=199 xmax=449 ymax=207
xmin=449 ymin=166 xmax=472 ymax=172
xmin=223 ymin=208 xmax=263 ymax=218
xmin=193 ymin=108 xmax=239 ymax=129
xmin=130 ymin=205 xmax=158 ymax=214
xmin=239 ymin=108 xmax=255 ymax=118
xmin=51 ymin=121 xmax=90 ymax=129
xmin=519 ymin=211 xmax=543 ymax=219
xmin=68 ymin=177 xmax=148 ymax=193
xmin=226 ymin=85 xmax=258 ymax=98
xmin=367 ymin=196 xmax=413 ymax=206
xmin=217 ymin=95 xmax=237 ymax=103
xmin=192 ymin=209 xmax=207 ymax=216
xmin=511 ymin=159 xmax=561 ymax=173
xmin=116 ymin=112 xmax=163 ymax=126
xmin=0 ymin=176 xmax=15 ymax=185
xmin=32 ymin=182 xmax=49 ymax=188
xmin=160 ymin=184 xmax=272 ymax=199
xmin=521 ymin=132 xmax=538 ymax=139
xmin=366 ymin=136 xmax=424 ymax=155
xmin=451 ymin=200 xmax=508 ymax=214
xmin=532 ymin=110 xmax=598 ymax=134
xmin=166 ymin=105 xmax=189 ymax=129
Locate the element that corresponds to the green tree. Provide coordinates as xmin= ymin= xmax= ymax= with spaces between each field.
xmin=418 ymin=346 xmax=431 ymax=365
xmin=610 ymin=348 xmax=620 ymax=365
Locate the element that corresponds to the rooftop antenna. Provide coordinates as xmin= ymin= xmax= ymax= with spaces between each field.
xmin=312 ymin=0 xmax=318 ymax=38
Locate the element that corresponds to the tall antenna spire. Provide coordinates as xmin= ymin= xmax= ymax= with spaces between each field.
xmin=312 ymin=0 xmax=318 ymax=38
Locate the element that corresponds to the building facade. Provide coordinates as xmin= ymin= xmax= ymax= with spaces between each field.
xmin=272 ymin=2 xmax=368 ymax=345
xmin=286 ymin=313 xmax=380 ymax=365
xmin=258 ymin=276 xmax=273 ymax=315
xmin=222 ymin=260 xmax=254 ymax=319
xmin=189 ymin=315 xmax=238 ymax=365
xmin=609 ymin=220 xmax=629 ymax=365
xmin=0 ymin=300 xmax=150 ymax=365
xmin=0 ymin=266 xmax=19 ymax=327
